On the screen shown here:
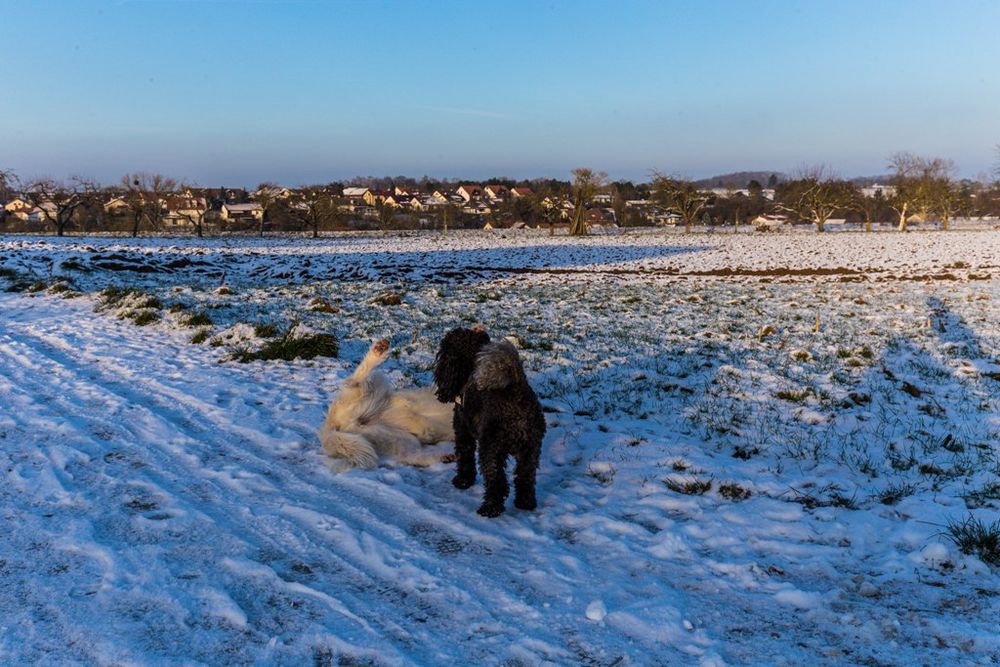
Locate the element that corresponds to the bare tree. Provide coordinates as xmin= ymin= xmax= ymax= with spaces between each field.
xmin=569 ymin=168 xmax=607 ymax=236
xmin=171 ymin=188 xmax=211 ymax=238
xmin=650 ymin=173 xmax=710 ymax=233
xmin=0 ymin=168 xmax=18 ymax=203
xmin=779 ymin=165 xmax=854 ymax=233
xmin=886 ymin=153 xmax=953 ymax=232
xmin=927 ymin=172 xmax=959 ymax=230
xmin=121 ymin=172 xmax=178 ymax=237
xmin=441 ymin=201 xmax=458 ymax=232
xmin=375 ymin=201 xmax=395 ymax=231
xmin=25 ymin=177 xmax=93 ymax=237
xmin=253 ymin=182 xmax=280 ymax=237
xmin=292 ymin=188 xmax=343 ymax=238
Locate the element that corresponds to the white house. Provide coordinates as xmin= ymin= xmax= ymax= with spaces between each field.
xmin=456 ymin=185 xmax=483 ymax=202
xmin=220 ymin=203 xmax=264 ymax=222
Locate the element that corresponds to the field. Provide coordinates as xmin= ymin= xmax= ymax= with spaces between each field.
xmin=1 ymin=229 xmax=999 ymax=666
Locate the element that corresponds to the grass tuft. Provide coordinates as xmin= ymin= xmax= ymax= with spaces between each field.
xmin=718 ymin=482 xmax=753 ymax=501
xmin=181 ymin=311 xmax=213 ymax=327
xmin=946 ymin=515 xmax=1000 ymax=566
xmin=874 ymin=482 xmax=916 ymax=505
xmin=47 ymin=282 xmax=73 ymax=294
xmin=964 ymin=482 xmax=1000 ymax=509
xmin=100 ymin=286 xmax=135 ymax=305
xmin=774 ymin=388 xmax=812 ymax=403
xmin=371 ymin=291 xmax=403 ymax=306
xmin=128 ymin=311 xmax=161 ymax=326
xmin=790 ymin=486 xmax=858 ymax=510
xmin=190 ymin=329 xmax=212 ymax=345
xmin=253 ymin=322 xmax=279 ymax=338
xmin=665 ymin=477 xmax=712 ymax=495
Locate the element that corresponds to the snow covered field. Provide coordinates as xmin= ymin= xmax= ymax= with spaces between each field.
xmin=1 ymin=229 xmax=999 ymax=666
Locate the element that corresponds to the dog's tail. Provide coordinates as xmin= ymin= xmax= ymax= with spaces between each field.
xmin=473 ymin=340 xmax=526 ymax=391
xmin=319 ymin=429 xmax=379 ymax=471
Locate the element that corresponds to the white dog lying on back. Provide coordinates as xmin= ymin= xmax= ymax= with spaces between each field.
xmin=320 ymin=339 xmax=455 ymax=470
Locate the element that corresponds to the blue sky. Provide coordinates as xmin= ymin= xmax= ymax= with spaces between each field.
xmin=2 ymin=0 xmax=998 ymax=186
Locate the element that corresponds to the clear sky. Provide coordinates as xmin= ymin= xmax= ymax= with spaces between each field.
xmin=2 ymin=0 xmax=998 ymax=186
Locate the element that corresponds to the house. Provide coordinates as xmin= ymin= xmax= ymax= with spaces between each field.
xmin=456 ymin=185 xmax=483 ymax=202
xmin=752 ymin=213 xmax=789 ymax=230
xmin=254 ymin=185 xmax=292 ymax=200
xmin=484 ymin=184 xmax=509 ymax=201
xmin=585 ymin=208 xmax=617 ymax=225
xmin=28 ymin=203 xmax=57 ymax=223
xmin=219 ymin=202 xmax=264 ymax=222
xmin=364 ymin=190 xmax=392 ymax=207
xmin=654 ymin=211 xmax=683 ymax=226
xmin=164 ymin=196 xmax=208 ymax=227
xmin=343 ymin=186 xmax=370 ymax=200
xmin=510 ymin=187 xmax=534 ymax=198
xmin=462 ymin=201 xmax=491 ymax=216
xmin=3 ymin=198 xmax=31 ymax=214
xmin=103 ymin=197 xmax=130 ymax=214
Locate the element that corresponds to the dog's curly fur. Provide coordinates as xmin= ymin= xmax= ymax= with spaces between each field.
xmin=320 ymin=339 xmax=455 ymax=470
xmin=434 ymin=327 xmax=546 ymax=517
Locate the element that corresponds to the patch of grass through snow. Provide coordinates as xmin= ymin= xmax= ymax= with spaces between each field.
xmin=665 ymin=477 xmax=712 ymax=495
xmin=946 ymin=515 xmax=1000 ymax=566
xmin=229 ymin=326 xmax=338 ymax=363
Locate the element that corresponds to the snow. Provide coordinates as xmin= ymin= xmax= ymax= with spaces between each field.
xmin=585 ymin=600 xmax=607 ymax=622
xmin=1 ymin=229 xmax=999 ymax=666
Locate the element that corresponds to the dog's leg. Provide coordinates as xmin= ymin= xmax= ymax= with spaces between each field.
xmin=477 ymin=442 xmax=509 ymax=518
xmin=348 ymin=339 xmax=391 ymax=387
xmin=452 ymin=409 xmax=477 ymax=489
xmin=513 ymin=443 xmax=540 ymax=511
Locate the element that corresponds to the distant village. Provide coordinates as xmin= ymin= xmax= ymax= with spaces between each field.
xmin=2 ymin=158 xmax=999 ymax=236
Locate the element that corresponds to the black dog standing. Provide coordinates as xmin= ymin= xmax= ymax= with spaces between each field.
xmin=433 ymin=327 xmax=546 ymax=517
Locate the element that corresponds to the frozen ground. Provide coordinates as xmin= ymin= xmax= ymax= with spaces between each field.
xmin=1 ymin=230 xmax=999 ymax=666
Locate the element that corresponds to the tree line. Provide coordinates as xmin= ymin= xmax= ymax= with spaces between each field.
xmin=3 ymin=149 xmax=1000 ymax=237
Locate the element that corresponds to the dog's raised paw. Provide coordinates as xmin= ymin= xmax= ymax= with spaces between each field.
xmin=477 ymin=502 xmax=505 ymax=518
xmin=373 ymin=339 xmax=389 ymax=354
xmin=452 ymin=474 xmax=475 ymax=489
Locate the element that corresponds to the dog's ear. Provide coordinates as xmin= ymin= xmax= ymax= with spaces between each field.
xmin=434 ymin=328 xmax=489 ymax=402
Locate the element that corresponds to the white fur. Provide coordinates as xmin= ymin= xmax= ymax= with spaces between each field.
xmin=319 ymin=341 xmax=455 ymax=471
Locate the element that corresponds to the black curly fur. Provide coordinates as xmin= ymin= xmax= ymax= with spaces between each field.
xmin=434 ymin=327 xmax=546 ymax=517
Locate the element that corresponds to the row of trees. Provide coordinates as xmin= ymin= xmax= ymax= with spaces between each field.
xmin=771 ymin=154 xmax=969 ymax=233
xmin=556 ymin=150 xmax=1000 ymax=236
xmin=637 ymin=152 xmax=999 ymax=235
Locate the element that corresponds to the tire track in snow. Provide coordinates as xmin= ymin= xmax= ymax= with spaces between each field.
xmin=0 ymin=326 xmax=485 ymax=662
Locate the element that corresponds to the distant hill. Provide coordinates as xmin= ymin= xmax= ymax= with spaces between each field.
xmin=693 ymin=171 xmax=787 ymax=189
xmin=694 ymin=171 xmax=896 ymax=188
